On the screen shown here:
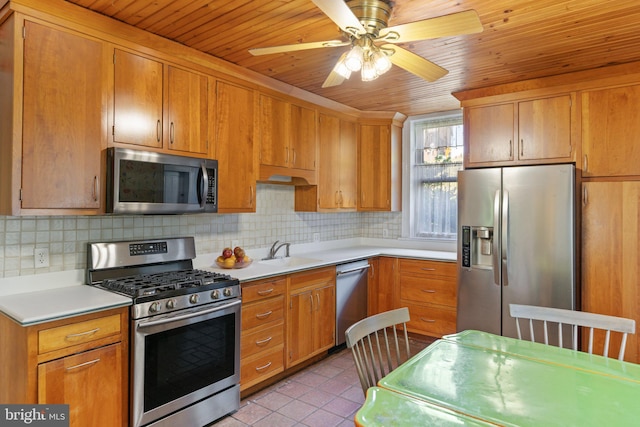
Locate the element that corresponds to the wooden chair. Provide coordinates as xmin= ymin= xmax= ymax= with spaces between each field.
xmin=509 ymin=303 xmax=636 ymax=361
xmin=345 ymin=307 xmax=411 ymax=395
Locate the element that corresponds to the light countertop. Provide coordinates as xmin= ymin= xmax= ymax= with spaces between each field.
xmin=0 ymin=238 xmax=456 ymax=326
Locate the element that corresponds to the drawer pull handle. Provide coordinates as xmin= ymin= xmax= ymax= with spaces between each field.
xmin=66 ymin=358 xmax=100 ymax=371
xmin=421 ymin=289 xmax=436 ymax=293
xmin=65 ymin=328 xmax=100 ymax=339
xmin=257 ymin=288 xmax=274 ymax=296
xmin=420 ymin=318 xmax=436 ymax=323
xmin=255 ymin=336 xmax=273 ymax=346
xmin=256 ymin=311 xmax=273 ymax=319
xmin=255 ymin=361 xmax=272 ymax=372
xmin=421 ymin=268 xmax=436 ymax=271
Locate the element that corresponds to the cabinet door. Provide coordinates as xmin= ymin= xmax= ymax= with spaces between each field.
xmin=518 ymin=95 xmax=572 ymax=161
xmin=377 ymin=257 xmax=398 ymax=313
xmin=22 ymin=22 xmax=105 ymax=210
xmin=38 ymin=343 xmax=123 ymax=427
xmin=582 ymin=181 xmax=640 ymax=363
xmin=318 ymin=113 xmax=341 ymax=208
xmin=339 ymin=119 xmax=358 ymax=209
xmin=166 ymin=66 xmax=208 ymax=154
xmin=314 ymin=284 xmax=336 ymax=351
xmin=287 ymin=289 xmax=314 ymax=366
xmin=582 ymin=85 xmax=640 ymax=177
xmin=359 ymin=124 xmax=390 ymax=210
xmin=215 ymin=81 xmax=256 ymax=212
xmin=259 ymin=94 xmax=289 ymax=168
xmin=113 ymin=49 xmax=163 ymax=148
xmin=465 ymin=104 xmax=514 ymax=164
xmin=290 ymin=104 xmax=317 ymax=171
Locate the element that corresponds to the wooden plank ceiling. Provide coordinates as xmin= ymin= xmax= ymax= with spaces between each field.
xmin=65 ymin=0 xmax=640 ymax=116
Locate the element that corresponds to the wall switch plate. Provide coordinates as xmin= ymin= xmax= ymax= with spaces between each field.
xmin=35 ymin=248 xmax=49 ymax=268
xmin=313 ymin=233 xmax=320 ymax=242
xmin=382 ymin=229 xmax=389 ymax=238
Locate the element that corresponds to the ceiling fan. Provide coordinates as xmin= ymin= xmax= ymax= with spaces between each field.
xmin=248 ymin=0 xmax=483 ymax=88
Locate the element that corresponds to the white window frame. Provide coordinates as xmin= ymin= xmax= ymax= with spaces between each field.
xmin=402 ymin=110 xmax=463 ymax=246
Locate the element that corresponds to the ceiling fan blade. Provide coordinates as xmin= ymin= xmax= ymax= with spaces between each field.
xmin=378 ymin=10 xmax=483 ymax=43
xmin=322 ymin=52 xmax=349 ymax=88
xmin=312 ymin=0 xmax=366 ymax=36
xmin=249 ymin=39 xmax=349 ymax=56
xmin=382 ymin=44 xmax=448 ymax=82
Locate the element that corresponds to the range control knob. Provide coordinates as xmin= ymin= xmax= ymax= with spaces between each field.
xmin=166 ymin=299 xmax=176 ymax=309
xmin=189 ymin=294 xmax=200 ymax=304
xmin=149 ymin=302 xmax=161 ymax=314
xmin=223 ymin=288 xmax=233 ymax=297
xmin=211 ymin=289 xmax=220 ymax=300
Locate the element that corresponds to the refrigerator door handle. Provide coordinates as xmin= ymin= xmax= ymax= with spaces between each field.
xmin=502 ymin=189 xmax=509 ymax=286
xmin=493 ymin=189 xmax=501 ymax=286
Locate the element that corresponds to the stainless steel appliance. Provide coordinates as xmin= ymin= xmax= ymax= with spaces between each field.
xmin=106 ymin=147 xmax=218 ymax=214
xmin=335 ymin=260 xmax=369 ymax=346
xmin=457 ymin=164 xmax=576 ymax=340
xmin=87 ymin=237 xmax=240 ymax=427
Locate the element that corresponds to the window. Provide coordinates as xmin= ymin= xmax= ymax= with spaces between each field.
xmin=404 ymin=111 xmax=463 ymax=240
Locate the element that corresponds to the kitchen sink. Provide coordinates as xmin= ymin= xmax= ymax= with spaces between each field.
xmin=258 ymin=256 xmax=322 ymax=268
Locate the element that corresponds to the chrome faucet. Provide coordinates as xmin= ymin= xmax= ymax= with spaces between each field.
xmin=267 ymin=240 xmax=291 ymax=259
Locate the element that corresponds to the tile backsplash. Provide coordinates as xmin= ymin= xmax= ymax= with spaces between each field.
xmin=0 ymin=184 xmax=401 ymax=278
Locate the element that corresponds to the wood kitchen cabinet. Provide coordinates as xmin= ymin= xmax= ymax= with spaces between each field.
xmin=113 ymin=49 xmax=209 ymax=156
xmin=397 ymin=259 xmax=457 ymax=338
xmin=464 ymin=95 xmax=573 ymax=167
xmin=215 ymin=80 xmax=257 ymax=213
xmin=581 ymin=181 xmax=640 ymax=363
xmin=240 ymin=277 xmax=286 ymax=391
xmin=0 ymin=307 xmax=129 ymax=427
xmin=581 ymin=84 xmax=640 ymax=177
xmin=258 ymin=94 xmax=317 ymax=183
xmin=286 ymin=267 xmax=336 ymax=368
xmin=358 ymin=121 xmax=402 ymax=211
xmin=0 ymin=17 xmax=108 ymax=215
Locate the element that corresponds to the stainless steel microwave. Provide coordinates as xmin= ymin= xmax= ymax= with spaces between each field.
xmin=106 ymin=148 xmax=217 ymax=214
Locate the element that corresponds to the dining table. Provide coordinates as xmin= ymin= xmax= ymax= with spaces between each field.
xmin=355 ymin=330 xmax=640 ymax=426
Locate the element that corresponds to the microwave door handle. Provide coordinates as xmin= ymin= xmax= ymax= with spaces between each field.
xmin=198 ymin=163 xmax=208 ymax=209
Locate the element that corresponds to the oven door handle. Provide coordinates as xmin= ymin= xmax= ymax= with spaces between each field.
xmin=137 ymin=299 xmax=241 ymax=329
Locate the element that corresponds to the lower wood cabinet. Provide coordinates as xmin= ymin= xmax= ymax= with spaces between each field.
xmin=0 ymin=307 xmax=129 ymax=427
xmin=287 ymin=267 xmax=336 ymax=368
xmin=240 ymin=277 xmax=286 ymax=391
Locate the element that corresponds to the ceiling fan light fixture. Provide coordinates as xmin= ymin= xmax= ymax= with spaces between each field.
xmin=344 ymin=44 xmax=364 ymax=71
xmin=333 ymin=57 xmax=352 ymax=79
xmin=372 ymin=49 xmax=392 ymax=74
xmin=361 ymin=58 xmax=379 ymax=81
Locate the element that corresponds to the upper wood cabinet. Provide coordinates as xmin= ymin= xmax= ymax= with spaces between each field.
xmin=582 ymin=84 xmax=640 ymax=177
xmin=215 ymin=80 xmax=257 ymax=213
xmin=258 ymin=93 xmax=317 ymax=183
xmin=0 ymin=18 xmax=108 ymax=215
xmin=113 ymin=49 xmax=209 ymax=156
xmin=464 ymin=95 xmax=574 ymax=167
xmin=358 ymin=122 xmax=402 ymax=211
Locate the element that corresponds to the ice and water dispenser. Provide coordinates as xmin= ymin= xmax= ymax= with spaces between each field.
xmin=461 ymin=225 xmax=494 ymax=269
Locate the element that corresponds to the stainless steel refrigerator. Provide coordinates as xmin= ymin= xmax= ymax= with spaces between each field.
xmin=456 ymin=164 xmax=576 ymax=339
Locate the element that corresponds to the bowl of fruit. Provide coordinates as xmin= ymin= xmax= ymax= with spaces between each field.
xmin=215 ymin=246 xmax=252 ymax=269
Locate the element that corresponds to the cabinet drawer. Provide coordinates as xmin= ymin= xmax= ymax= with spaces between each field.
xmin=242 ymin=295 xmax=284 ymax=331
xmin=289 ymin=267 xmax=335 ymax=292
xmin=399 ymin=259 xmax=456 ymax=278
xmin=400 ymin=276 xmax=457 ymax=308
xmin=404 ymin=303 xmax=456 ymax=337
xmin=240 ymin=345 xmax=284 ymax=390
xmin=242 ymin=278 xmax=286 ymax=304
xmin=241 ymin=321 xmax=284 ymax=358
xmin=38 ymin=314 xmax=121 ymax=354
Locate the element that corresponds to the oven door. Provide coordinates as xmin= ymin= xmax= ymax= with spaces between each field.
xmin=131 ymin=298 xmax=241 ymax=427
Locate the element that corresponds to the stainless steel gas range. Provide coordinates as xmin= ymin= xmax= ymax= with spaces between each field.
xmin=86 ymin=237 xmax=240 ymax=427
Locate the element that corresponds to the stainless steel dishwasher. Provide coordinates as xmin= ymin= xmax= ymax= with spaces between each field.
xmin=335 ymin=259 xmax=370 ymax=346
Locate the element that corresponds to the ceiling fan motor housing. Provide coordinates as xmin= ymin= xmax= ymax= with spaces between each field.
xmin=346 ymin=0 xmax=394 ymax=36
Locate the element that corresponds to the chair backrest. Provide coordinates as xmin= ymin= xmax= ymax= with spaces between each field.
xmin=509 ymin=303 xmax=636 ymax=361
xmin=345 ymin=307 xmax=411 ymax=395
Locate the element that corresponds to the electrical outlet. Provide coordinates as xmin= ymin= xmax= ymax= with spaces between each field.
xmin=313 ymin=233 xmax=320 ymax=242
xmin=35 ymin=248 xmax=49 ymax=268
xmin=382 ymin=229 xmax=389 ymax=238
